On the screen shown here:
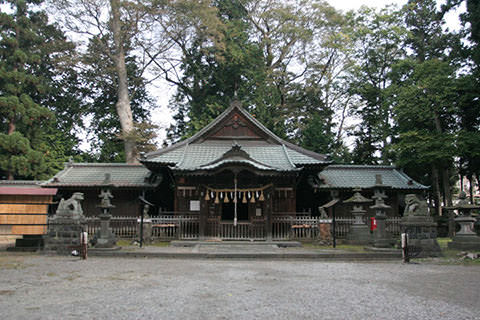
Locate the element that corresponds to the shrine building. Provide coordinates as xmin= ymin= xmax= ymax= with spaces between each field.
xmin=43 ymin=100 xmax=427 ymax=241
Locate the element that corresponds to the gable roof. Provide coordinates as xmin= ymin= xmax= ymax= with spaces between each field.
xmin=43 ymin=163 xmax=159 ymax=188
xmin=143 ymin=101 xmax=330 ymax=172
xmin=315 ymin=165 xmax=428 ymax=190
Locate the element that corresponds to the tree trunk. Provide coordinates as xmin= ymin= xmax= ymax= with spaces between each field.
xmin=468 ymin=174 xmax=474 ymax=204
xmin=441 ymin=166 xmax=452 ymax=207
xmin=431 ymin=166 xmax=442 ymax=216
xmin=6 ymin=118 xmax=15 ymax=180
xmin=110 ymin=0 xmax=137 ymax=164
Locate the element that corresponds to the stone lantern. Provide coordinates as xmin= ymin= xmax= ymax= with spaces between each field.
xmin=92 ymin=174 xmax=117 ymax=248
xmin=370 ymin=175 xmax=394 ymax=248
xmin=344 ymin=188 xmax=372 ymax=245
xmin=445 ymin=191 xmax=480 ymax=250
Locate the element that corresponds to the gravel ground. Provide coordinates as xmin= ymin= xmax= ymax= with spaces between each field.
xmin=0 ymin=253 xmax=479 ymax=320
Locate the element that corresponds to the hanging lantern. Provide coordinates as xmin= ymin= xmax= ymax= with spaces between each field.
xmin=259 ymin=190 xmax=265 ymax=201
xmin=205 ymin=190 xmax=210 ymax=201
xmin=214 ymin=192 xmax=220 ymax=204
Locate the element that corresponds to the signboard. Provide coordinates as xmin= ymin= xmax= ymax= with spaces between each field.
xmin=190 ymin=200 xmax=200 ymax=212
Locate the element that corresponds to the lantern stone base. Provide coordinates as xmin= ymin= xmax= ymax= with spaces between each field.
xmin=92 ymin=214 xmax=117 ymax=248
xmin=401 ymin=216 xmax=441 ymax=257
xmin=448 ymin=235 xmax=480 ymax=251
xmin=448 ymin=216 xmax=480 ymax=251
xmin=345 ymin=225 xmax=371 ymax=245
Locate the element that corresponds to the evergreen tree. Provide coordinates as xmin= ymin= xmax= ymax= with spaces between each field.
xmin=0 ymin=1 xmax=56 ymax=180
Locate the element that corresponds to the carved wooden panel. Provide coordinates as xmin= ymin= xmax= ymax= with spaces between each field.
xmin=211 ymin=112 xmax=263 ymax=139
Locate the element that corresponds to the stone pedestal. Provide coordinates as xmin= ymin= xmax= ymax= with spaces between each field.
xmin=444 ymin=191 xmax=480 ymax=251
xmin=93 ymin=213 xmax=117 ymax=248
xmin=373 ymin=214 xmax=394 ymax=248
xmin=448 ymin=216 xmax=480 ymax=250
xmin=401 ymin=215 xmax=441 ymax=257
xmin=44 ymin=193 xmax=87 ymax=254
xmin=346 ymin=224 xmax=372 ymax=245
xmin=137 ymin=218 xmax=152 ymax=244
xmin=345 ymin=210 xmax=372 ymax=245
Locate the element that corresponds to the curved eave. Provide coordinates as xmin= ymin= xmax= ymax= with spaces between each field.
xmin=314 ymin=185 xmax=429 ymax=191
xmin=43 ymin=183 xmax=156 ymax=189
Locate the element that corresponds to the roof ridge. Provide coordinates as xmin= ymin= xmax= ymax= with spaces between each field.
xmin=327 ymin=164 xmax=396 ymax=169
xmin=392 ymin=168 xmax=429 ymax=189
xmin=69 ymin=162 xmax=146 ymax=167
xmin=177 ymin=142 xmax=190 ymax=167
xmin=282 ymin=144 xmax=296 ymax=168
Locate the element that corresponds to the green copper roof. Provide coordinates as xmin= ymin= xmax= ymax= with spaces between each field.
xmin=44 ymin=163 xmax=159 ymax=188
xmin=316 ymin=165 xmax=428 ymax=190
xmin=143 ymin=101 xmax=329 ymax=172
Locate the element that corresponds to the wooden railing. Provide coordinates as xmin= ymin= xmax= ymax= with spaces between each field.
xmin=272 ymin=216 xmax=332 ymax=240
xmin=83 ymin=214 xmax=402 ymax=241
xmin=206 ymin=218 xmax=265 ymax=240
xmin=85 ymin=216 xmax=137 ymax=239
xmin=151 ymin=215 xmax=199 ymax=240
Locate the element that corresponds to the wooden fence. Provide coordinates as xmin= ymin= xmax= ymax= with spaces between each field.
xmin=83 ymin=215 xmax=402 ymax=241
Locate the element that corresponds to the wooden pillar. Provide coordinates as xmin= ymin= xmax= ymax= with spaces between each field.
xmin=266 ymin=187 xmax=273 ymax=241
xmin=199 ymin=187 xmax=207 ymax=240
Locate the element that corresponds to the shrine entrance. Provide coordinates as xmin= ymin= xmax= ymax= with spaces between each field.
xmin=222 ymin=203 xmax=249 ymax=221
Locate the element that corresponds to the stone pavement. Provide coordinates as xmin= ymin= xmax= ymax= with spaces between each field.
xmin=1 ymin=253 xmax=479 ymax=320
xmin=86 ymin=241 xmax=402 ymax=260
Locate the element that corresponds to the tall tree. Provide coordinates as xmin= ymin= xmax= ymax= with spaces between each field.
xmin=81 ymin=36 xmax=156 ymax=162
xmin=347 ymin=6 xmax=407 ymax=164
xmin=52 ymin=0 xmax=152 ymax=163
xmin=0 ymin=0 xmax=70 ymax=180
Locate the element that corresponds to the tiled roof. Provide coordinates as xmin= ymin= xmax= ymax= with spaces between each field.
xmin=317 ymin=165 xmax=428 ymax=190
xmin=0 ymin=180 xmax=44 ymax=186
xmin=0 ymin=180 xmax=57 ymax=195
xmin=150 ymin=141 xmax=301 ymax=171
xmin=43 ymin=163 xmax=157 ymax=188
xmin=144 ymin=102 xmax=329 ymax=172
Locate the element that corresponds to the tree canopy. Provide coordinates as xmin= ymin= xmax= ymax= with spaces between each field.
xmin=1 ymin=0 xmax=478 ymax=210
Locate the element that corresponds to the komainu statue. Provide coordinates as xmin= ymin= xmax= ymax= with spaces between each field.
xmin=56 ymin=192 xmax=85 ymax=218
xmin=403 ymin=194 xmax=429 ymax=217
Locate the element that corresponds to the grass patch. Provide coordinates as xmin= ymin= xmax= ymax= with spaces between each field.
xmin=115 ymin=239 xmax=170 ymax=248
xmin=301 ymin=242 xmax=366 ymax=252
xmin=116 ymin=239 xmax=132 ymax=247
xmin=437 ymin=237 xmax=452 ymax=250
xmin=46 ymin=272 xmax=57 ymax=277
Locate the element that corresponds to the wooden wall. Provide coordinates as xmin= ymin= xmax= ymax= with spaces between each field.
xmin=0 ymin=195 xmax=51 ymax=235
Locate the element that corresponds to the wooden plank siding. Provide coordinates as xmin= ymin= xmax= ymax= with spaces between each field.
xmin=0 ymin=195 xmax=51 ymax=235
